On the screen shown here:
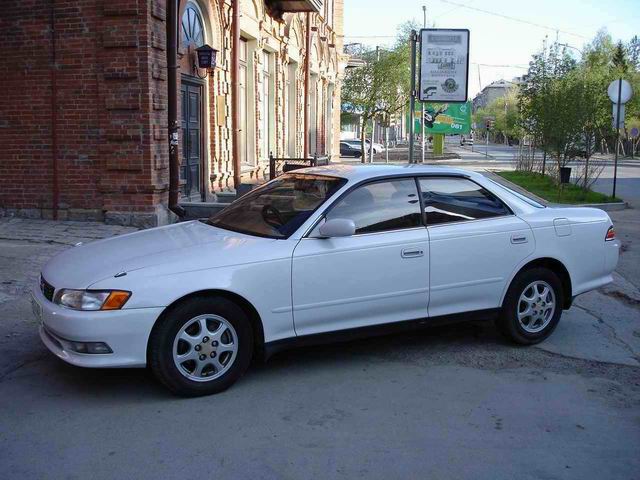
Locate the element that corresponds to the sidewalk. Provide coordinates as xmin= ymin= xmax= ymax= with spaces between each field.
xmin=0 ymin=217 xmax=137 ymax=246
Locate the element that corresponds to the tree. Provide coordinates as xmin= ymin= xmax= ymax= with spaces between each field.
xmin=628 ymin=36 xmax=640 ymax=71
xmin=474 ymin=88 xmax=522 ymax=144
xmin=612 ymin=41 xmax=629 ymax=73
xmin=341 ymin=24 xmax=412 ymax=162
xmin=518 ymin=42 xmax=578 ymax=177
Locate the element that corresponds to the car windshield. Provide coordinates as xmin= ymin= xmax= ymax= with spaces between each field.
xmin=206 ymin=173 xmax=347 ymax=239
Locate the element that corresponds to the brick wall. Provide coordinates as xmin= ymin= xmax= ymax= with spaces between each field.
xmin=0 ymin=0 xmax=345 ymax=225
xmin=0 ymin=0 xmax=169 ymax=227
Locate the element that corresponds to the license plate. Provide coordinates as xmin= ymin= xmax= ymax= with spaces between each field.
xmin=31 ymin=294 xmax=43 ymax=323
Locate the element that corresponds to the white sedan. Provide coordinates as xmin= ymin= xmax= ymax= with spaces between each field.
xmin=34 ymin=165 xmax=620 ymax=396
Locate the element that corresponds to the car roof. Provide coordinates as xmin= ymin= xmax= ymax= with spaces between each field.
xmin=295 ymin=164 xmax=482 ymax=183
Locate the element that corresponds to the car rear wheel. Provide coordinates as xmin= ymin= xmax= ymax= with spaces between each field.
xmin=497 ymin=267 xmax=563 ymax=345
xmin=148 ymin=296 xmax=253 ymax=396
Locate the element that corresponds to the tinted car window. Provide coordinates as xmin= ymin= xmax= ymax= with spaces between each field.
xmin=326 ymin=179 xmax=422 ymax=234
xmin=209 ymin=174 xmax=346 ymax=238
xmin=419 ymin=177 xmax=511 ymax=226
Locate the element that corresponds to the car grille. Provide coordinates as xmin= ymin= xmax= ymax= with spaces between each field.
xmin=40 ymin=275 xmax=55 ymax=302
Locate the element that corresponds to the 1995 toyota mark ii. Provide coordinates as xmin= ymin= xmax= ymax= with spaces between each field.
xmin=33 ymin=165 xmax=620 ymax=396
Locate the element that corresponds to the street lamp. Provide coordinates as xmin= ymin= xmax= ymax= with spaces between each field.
xmin=193 ymin=44 xmax=218 ymax=79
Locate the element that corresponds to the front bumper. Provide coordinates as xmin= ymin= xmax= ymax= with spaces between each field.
xmin=33 ymin=284 xmax=163 ymax=368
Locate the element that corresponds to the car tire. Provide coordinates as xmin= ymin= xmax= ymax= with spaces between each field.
xmin=148 ymin=296 xmax=253 ymax=397
xmin=496 ymin=267 xmax=563 ymax=345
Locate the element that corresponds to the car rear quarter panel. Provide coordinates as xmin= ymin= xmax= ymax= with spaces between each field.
xmin=516 ymin=207 xmax=616 ymax=297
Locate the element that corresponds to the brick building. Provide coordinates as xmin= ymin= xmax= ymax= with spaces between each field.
xmin=0 ymin=0 xmax=345 ymax=226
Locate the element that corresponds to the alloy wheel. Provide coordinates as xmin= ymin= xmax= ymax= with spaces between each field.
xmin=517 ymin=280 xmax=556 ymax=334
xmin=172 ymin=314 xmax=238 ymax=382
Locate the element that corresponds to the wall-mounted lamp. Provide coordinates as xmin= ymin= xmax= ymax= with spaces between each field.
xmin=193 ymin=44 xmax=218 ymax=79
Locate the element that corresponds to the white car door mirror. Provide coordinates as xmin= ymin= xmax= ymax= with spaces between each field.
xmin=318 ymin=218 xmax=356 ymax=238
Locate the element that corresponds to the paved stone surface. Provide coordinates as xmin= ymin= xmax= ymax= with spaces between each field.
xmin=0 ymin=212 xmax=639 ymax=479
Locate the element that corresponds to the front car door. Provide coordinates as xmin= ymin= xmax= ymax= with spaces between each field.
xmin=418 ymin=176 xmax=535 ymax=317
xmin=292 ymin=177 xmax=430 ymax=336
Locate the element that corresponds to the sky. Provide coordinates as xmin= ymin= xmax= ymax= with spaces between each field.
xmin=343 ymin=0 xmax=639 ymax=98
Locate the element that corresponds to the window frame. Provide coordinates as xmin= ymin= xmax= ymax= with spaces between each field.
xmin=306 ymin=175 xmax=428 ymax=238
xmin=304 ymin=173 xmax=516 ymax=238
xmin=416 ymin=175 xmax=514 ymax=228
xmin=208 ymin=173 xmax=347 ymax=240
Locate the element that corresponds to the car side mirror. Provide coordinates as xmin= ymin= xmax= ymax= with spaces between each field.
xmin=318 ymin=218 xmax=356 ymax=238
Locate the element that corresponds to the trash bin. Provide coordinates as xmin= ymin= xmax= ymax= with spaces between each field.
xmin=560 ymin=167 xmax=571 ymax=184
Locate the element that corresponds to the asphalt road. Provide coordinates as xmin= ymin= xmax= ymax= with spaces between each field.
xmin=1 ymin=210 xmax=639 ymax=479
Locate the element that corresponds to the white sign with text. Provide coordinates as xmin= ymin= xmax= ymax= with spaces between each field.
xmin=419 ymin=28 xmax=470 ymax=103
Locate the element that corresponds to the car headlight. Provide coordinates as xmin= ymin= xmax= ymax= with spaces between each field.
xmin=54 ymin=289 xmax=131 ymax=311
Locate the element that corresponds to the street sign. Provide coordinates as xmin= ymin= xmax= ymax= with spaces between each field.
xmin=613 ymin=103 xmax=626 ymax=129
xmin=607 ymin=78 xmax=633 ymax=199
xmin=411 ymin=101 xmax=471 ymax=134
xmin=419 ymin=28 xmax=470 ymax=103
xmin=607 ymin=79 xmax=633 ymax=104
xmin=631 ymin=127 xmax=639 ymax=138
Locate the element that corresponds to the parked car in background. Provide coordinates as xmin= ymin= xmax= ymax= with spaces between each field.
xmin=460 ymin=135 xmax=474 ymax=146
xmin=343 ymin=139 xmax=384 ymax=154
xmin=34 ymin=165 xmax=619 ymax=396
xmin=340 ymin=142 xmax=363 ymax=158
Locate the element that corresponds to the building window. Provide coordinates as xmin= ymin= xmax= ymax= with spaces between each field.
xmin=239 ymin=38 xmax=249 ymax=165
xmin=181 ymin=3 xmax=205 ymax=48
xmin=308 ymin=74 xmax=318 ymax=155
xmin=324 ymin=0 xmax=334 ymax=28
xmin=261 ymin=51 xmax=275 ymax=159
xmin=286 ymin=62 xmax=298 ymax=157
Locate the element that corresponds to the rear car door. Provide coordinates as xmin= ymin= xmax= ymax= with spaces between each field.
xmin=418 ymin=176 xmax=534 ymax=317
xmin=292 ymin=178 xmax=430 ymax=336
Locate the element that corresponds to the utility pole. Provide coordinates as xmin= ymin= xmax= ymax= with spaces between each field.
xmin=421 ymin=5 xmax=427 ymax=163
xmin=409 ymin=30 xmax=417 ymax=164
xmin=370 ymin=46 xmax=381 ymax=164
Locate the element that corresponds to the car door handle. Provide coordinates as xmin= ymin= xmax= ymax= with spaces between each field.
xmin=401 ymin=248 xmax=424 ymax=258
xmin=511 ymin=234 xmax=528 ymax=244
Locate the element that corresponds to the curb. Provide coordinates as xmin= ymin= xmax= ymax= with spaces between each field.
xmin=483 ymin=170 xmax=629 ymax=212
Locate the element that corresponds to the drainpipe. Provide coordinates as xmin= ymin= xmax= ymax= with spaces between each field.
xmin=231 ymin=0 xmax=241 ymax=188
xmin=167 ymin=0 xmax=185 ymax=217
xmin=303 ymin=13 xmax=311 ymax=158
xmin=50 ymin=0 xmax=59 ymax=220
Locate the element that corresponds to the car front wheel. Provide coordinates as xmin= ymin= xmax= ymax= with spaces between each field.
xmin=148 ymin=296 xmax=253 ymax=396
xmin=497 ymin=267 xmax=563 ymax=345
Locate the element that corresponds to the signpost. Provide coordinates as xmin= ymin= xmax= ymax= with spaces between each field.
xmin=419 ymin=29 xmax=470 ymax=103
xmin=607 ymin=79 xmax=633 ymax=198
xmin=409 ymin=28 xmax=469 ymax=163
xmin=408 ymin=28 xmax=470 ymax=162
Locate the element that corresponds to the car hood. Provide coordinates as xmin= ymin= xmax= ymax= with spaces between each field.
xmin=41 ymin=221 xmax=280 ymax=289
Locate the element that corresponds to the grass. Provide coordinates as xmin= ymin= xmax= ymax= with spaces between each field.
xmin=498 ymin=170 xmax=620 ymax=204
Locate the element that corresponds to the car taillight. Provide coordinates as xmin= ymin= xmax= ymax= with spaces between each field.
xmin=605 ymin=226 xmax=616 ymax=241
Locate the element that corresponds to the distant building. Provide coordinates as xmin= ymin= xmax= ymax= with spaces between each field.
xmin=472 ymin=79 xmax=516 ymax=112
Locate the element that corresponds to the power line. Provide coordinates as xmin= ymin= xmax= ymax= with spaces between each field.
xmin=438 ymin=0 xmax=590 ymax=40
xmin=472 ymin=62 xmax=529 ymax=69
xmin=343 ymin=35 xmax=397 ymax=39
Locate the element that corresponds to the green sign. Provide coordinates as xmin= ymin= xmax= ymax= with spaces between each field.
xmin=411 ymin=101 xmax=471 ymax=134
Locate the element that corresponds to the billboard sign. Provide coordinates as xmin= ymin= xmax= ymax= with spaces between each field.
xmin=419 ymin=28 xmax=470 ymax=103
xmin=412 ymin=101 xmax=472 ymax=134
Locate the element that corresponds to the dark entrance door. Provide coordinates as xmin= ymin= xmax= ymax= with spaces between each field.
xmin=180 ymin=80 xmax=203 ymax=200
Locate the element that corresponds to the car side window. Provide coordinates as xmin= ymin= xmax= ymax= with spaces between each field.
xmin=418 ymin=177 xmax=511 ymax=226
xmin=326 ymin=179 xmax=422 ymax=234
